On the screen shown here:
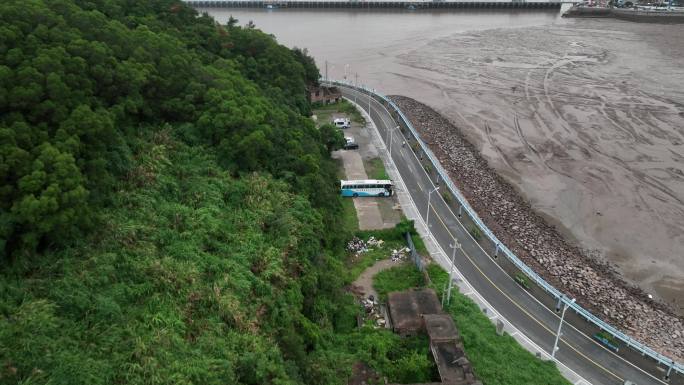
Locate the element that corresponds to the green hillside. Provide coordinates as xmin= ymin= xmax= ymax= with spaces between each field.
xmin=0 ymin=1 xmax=355 ymax=383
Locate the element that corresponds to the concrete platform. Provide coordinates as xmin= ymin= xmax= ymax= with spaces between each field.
xmin=387 ymin=288 xmax=442 ymax=336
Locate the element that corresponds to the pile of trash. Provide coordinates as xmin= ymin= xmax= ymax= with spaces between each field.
xmin=390 ymin=247 xmax=411 ymax=262
xmin=367 ymin=236 xmax=383 ymax=248
xmin=361 ymin=295 xmax=387 ymax=329
xmin=346 ymin=236 xmax=384 ymax=255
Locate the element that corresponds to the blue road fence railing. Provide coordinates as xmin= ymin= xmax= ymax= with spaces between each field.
xmin=322 ymin=78 xmax=682 ymax=376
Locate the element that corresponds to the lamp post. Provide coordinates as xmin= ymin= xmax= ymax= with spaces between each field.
xmin=426 ymin=186 xmax=440 ymax=228
xmin=444 ymin=240 xmax=461 ymax=306
xmin=551 ymin=296 xmax=575 ymax=358
xmin=354 ymin=73 xmax=358 ymax=104
xmin=367 ymin=88 xmax=371 ymax=115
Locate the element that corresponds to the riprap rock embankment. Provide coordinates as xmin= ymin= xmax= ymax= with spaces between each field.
xmin=391 ymin=95 xmax=684 ymax=360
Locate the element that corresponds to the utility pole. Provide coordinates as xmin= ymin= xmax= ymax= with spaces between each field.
xmin=354 ymin=73 xmax=359 ymax=105
xmin=444 ymin=241 xmax=461 ymax=306
xmin=325 ymin=60 xmax=328 ymax=82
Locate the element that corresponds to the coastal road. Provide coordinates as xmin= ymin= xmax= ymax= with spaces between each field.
xmin=339 ymin=85 xmax=681 ymax=385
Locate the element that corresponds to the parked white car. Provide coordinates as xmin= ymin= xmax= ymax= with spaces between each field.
xmin=333 ymin=118 xmax=351 ymax=129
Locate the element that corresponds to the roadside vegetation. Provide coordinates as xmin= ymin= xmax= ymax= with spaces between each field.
xmin=427 ymin=265 xmax=572 ymax=385
xmin=341 ymin=197 xmax=360 ymax=233
xmin=373 ymin=263 xmax=424 ymax=301
xmin=347 ymin=220 xmax=414 ymax=280
xmin=313 ymin=99 xmax=366 ymax=127
xmin=342 ymin=222 xmax=437 ymax=384
xmin=371 ymin=262 xmax=571 ymax=385
xmin=364 ymin=157 xmax=390 ymax=180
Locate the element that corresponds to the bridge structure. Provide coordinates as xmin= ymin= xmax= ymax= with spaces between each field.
xmin=184 ymin=0 xmax=564 ymax=9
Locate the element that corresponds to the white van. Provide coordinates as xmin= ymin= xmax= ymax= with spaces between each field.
xmin=333 ymin=118 xmax=351 ymax=129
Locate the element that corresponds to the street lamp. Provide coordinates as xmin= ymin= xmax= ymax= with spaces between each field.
xmin=367 ymin=88 xmax=371 ymax=115
xmin=444 ymin=240 xmax=461 ymax=306
xmin=551 ymin=296 xmax=575 ymax=358
xmin=354 ymin=73 xmax=359 ymax=104
xmin=426 ymin=186 xmax=440 ymax=228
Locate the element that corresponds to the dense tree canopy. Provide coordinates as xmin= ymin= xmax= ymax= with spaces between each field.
xmin=0 ymin=0 xmax=324 ymax=260
xmin=0 ymin=0 xmax=385 ymax=384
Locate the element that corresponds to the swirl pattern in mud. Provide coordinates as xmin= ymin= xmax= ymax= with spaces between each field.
xmin=391 ymin=94 xmax=684 ymax=361
xmin=395 ymin=21 xmax=684 ymax=315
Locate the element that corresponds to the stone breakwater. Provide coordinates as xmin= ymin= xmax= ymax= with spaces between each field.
xmin=563 ymin=6 xmax=684 ymax=23
xmin=390 ymin=95 xmax=684 ymax=361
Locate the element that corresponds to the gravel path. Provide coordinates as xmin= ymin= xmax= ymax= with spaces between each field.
xmin=390 ymin=95 xmax=684 ymax=361
xmin=352 ymin=259 xmax=397 ymax=300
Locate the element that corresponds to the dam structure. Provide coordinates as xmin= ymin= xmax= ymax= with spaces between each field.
xmin=184 ymin=0 xmax=564 ymax=9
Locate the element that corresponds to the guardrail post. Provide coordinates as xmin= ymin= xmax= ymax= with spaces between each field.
xmin=666 ymin=360 xmax=674 ymax=381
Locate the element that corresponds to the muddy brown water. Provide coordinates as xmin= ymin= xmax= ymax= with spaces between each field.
xmin=202 ymin=7 xmax=684 ymax=314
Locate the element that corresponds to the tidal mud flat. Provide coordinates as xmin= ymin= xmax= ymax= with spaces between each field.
xmin=392 ymin=20 xmax=684 ymax=316
xmin=391 ymin=95 xmax=684 ymax=360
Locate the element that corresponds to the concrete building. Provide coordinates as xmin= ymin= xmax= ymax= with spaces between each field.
xmin=310 ymin=84 xmax=341 ymax=104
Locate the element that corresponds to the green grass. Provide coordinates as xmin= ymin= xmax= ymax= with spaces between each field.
xmin=341 ymin=196 xmax=359 ymax=234
xmin=313 ymin=100 xmax=365 ymax=127
xmin=408 ymin=231 xmax=429 ymax=256
xmin=364 ymin=157 xmax=389 ymax=181
xmin=426 ymin=264 xmax=572 ymax=385
xmin=336 ymin=219 xmax=437 ymax=383
xmin=373 ymin=263 xmax=425 ymax=302
xmin=515 ymin=273 xmax=530 ymax=289
xmin=469 ymin=226 xmax=483 ymax=241
xmin=595 ymin=331 xmax=617 ymax=344
xmin=341 ymin=327 xmax=437 ymax=384
xmin=347 ymin=221 xmax=420 ymax=282
xmin=348 ymin=238 xmax=405 ymax=281
xmin=441 ymin=191 xmax=453 ymax=204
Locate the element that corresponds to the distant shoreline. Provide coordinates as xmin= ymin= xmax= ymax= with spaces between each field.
xmin=563 ymin=6 xmax=684 ymax=22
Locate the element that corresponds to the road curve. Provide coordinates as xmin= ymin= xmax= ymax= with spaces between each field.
xmin=338 ymin=84 xmax=681 ymax=385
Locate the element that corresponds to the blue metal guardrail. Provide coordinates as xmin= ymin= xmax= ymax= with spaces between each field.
xmin=323 ymin=79 xmax=682 ymax=377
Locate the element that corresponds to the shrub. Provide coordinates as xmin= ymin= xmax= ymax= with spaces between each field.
xmin=469 ymin=226 xmax=483 ymax=241
xmin=514 ymin=273 xmax=530 ymax=289
xmin=442 ymin=191 xmax=453 ymax=204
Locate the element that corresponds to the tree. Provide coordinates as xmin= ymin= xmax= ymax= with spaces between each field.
xmin=319 ymin=123 xmax=345 ymax=153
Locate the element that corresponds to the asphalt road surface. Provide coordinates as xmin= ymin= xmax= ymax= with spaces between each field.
xmin=338 ymin=85 xmax=682 ymax=385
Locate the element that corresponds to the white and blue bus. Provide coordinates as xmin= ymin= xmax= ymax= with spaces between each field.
xmin=340 ymin=180 xmax=393 ymax=197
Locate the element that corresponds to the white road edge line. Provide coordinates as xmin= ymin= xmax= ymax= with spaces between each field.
xmin=349 ymin=88 xmax=669 ymax=384
xmin=345 ymin=94 xmax=593 ymax=385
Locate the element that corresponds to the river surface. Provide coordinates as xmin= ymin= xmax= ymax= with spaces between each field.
xmin=201 ymin=7 xmax=684 ymax=313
